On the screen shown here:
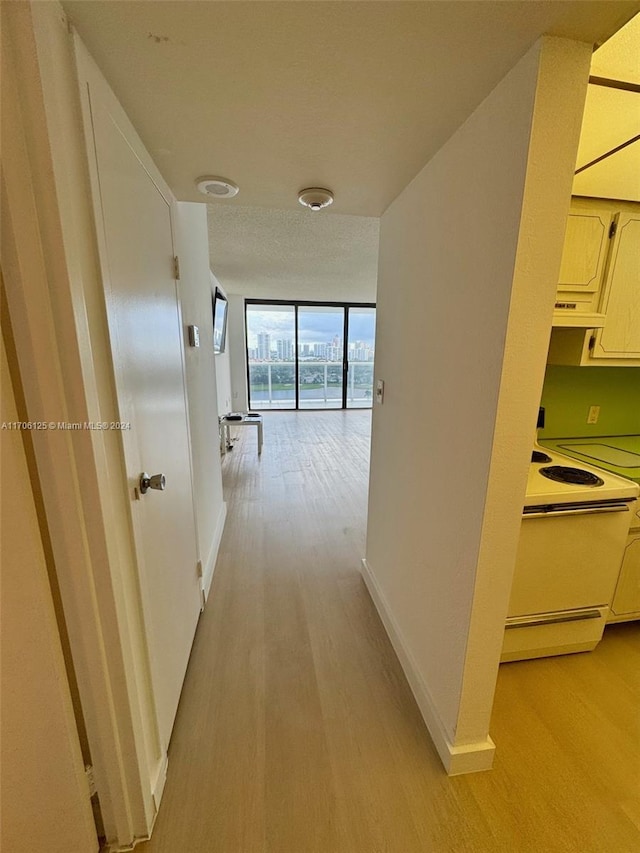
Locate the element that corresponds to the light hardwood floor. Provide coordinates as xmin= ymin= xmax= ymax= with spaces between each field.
xmin=139 ymin=411 xmax=640 ymax=853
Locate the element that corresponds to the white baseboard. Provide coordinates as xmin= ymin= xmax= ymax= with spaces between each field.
xmin=360 ymin=558 xmax=495 ymax=776
xmin=202 ymin=501 xmax=227 ymax=601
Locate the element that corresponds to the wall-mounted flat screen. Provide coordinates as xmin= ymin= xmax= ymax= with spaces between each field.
xmin=212 ymin=289 xmax=228 ymax=354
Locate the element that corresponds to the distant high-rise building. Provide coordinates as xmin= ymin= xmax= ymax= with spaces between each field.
xmin=347 ymin=341 xmax=374 ymax=362
xmin=257 ymin=333 xmax=271 ymax=360
xmin=276 ymin=338 xmax=293 ymax=361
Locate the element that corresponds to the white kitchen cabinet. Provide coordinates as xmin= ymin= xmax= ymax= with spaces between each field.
xmin=591 ymin=212 xmax=640 ymax=360
xmin=553 ymin=209 xmax=613 ymax=326
xmin=609 ymin=533 xmax=640 ymax=621
xmin=548 ymin=209 xmax=640 ymax=365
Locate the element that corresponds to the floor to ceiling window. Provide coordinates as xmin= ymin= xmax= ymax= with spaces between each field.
xmin=245 ymin=303 xmax=296 ymax=409
xmin=345 ymin=305 xmax=376 ymax=409
xmin=245 ymin=300 xmax=376 ymax=411
xmin=297 ymin=305 xmax=344 ymax=409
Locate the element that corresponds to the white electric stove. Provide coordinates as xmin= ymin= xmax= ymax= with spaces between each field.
xmin=525 ymin=445 xmax=639 ymax=506
xmin=502 ymin=446 xmax=639 ymax=662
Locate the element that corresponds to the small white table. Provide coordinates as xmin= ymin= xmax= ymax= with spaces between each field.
xmin=220 ymin=414 xmax=263 ymax=455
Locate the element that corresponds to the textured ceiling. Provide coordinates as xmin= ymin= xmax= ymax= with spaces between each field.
xmin=63 ymin=0 xmax=637 ymax=216
xmin=62 ymin=0 xmax=639 ymax=298
xmin=207 ymin=206 xmax=379 ymax=301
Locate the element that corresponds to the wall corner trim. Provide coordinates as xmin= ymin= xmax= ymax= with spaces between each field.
xmin=202 ymin=501 xmax=227 ymax=601
xmin=360 ymin=558 xmax=495 ymax=775
xmin=151 ymin=753 xmax=169 ymax=813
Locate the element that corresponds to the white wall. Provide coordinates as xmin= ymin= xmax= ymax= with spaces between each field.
xmin=175 ymin=204 xmax=227 ymax=595
xmin=210 ymin=272 xmax=234 ymax=416
xmin=227 ymin=293 xmax=249 ymax=411
xmin=364 ymin=37 xmax=591 ymax=773
xmin=0 ymin=328 xmax=98 ymax=853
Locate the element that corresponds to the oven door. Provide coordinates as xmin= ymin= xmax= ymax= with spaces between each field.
xmin=507 ymin=501 xmax=631 ymax=617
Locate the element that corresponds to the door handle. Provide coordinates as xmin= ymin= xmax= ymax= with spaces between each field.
xmin=139 ymin=472 xmax=166 ymax=494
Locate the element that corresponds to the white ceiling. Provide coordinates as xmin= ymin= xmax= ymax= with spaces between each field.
xmin=572 ymin=13 xmax=640 ymax=202
xmin=207 ymin=205 xmax=379 ymax=301
xmin=63 ymin=1 xmax=639 ymax=299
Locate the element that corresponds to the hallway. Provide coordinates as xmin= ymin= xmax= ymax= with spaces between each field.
xmin=138 ymin=411 xmax=640 ymax=853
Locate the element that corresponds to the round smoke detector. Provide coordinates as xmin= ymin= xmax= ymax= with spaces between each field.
xmin=196 ymin=176 xmax=239 ymax=199
xmin=298 ymin=187 xmax=334 ymax=211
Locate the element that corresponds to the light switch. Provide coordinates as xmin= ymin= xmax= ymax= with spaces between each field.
xmin=188 ymin=325 xmax=200 ymax=347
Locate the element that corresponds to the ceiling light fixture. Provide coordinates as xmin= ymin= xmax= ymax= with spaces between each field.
xmin=298 ymin=187 xmax=334 ymax=211
xmin=196 ymin=176 xmax=239 ymax=198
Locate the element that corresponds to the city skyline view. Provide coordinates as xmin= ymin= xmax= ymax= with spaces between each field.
xmin=245 ymin=303 xmax=376 ymax=410
xmin=246 ymin=307 xmax=375 ymax=347
xmin=248 ymin=332 xmax=374 ymax=363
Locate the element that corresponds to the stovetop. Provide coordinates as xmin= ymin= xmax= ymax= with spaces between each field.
xmin=539 ymin=466 xmax=604 ymax=487
xmin=525 ymin=445 xmax=639 ymax=506
xmin=540 ymin=435 xmax=640 ymax=485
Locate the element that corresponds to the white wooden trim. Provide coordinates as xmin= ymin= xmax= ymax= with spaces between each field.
xmin=203 ymin=501 xmax=227 ymax=601
xmin=100 ymin=756 xmax=167 ymax=852
xmin=360 ymin=559 xmax=495 ymax=775
xmin=151 ymin=753 xmax=169 ymax=813
xmin=169 ymin=198 xmax=206 ymax=591
xmin=1 ymin=5 xmax=154 ymax=844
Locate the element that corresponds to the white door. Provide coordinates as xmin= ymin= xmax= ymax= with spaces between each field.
xmin=87 ymin=86 xmax=201 ymax=749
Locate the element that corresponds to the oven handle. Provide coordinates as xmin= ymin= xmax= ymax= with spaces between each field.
xmin=505 ymin=609 xmax=602 ymax=629
xmin=524 ymin=504 xmax=629 ymax=519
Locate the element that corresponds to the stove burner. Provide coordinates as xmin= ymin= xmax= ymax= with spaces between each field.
xmin=539 ymin=466 xmax=604 ymax=487
xmin=532 ymin=450 xmax=552 ymax=463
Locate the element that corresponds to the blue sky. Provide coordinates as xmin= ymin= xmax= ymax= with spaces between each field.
xmin=246 ymin=307 xmax=375 ymax=347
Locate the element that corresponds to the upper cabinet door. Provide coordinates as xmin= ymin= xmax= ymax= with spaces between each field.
xmin=592 ymin=212 xmax=640 ymax=360
xmin=558 ymin=211 xmax=613 ymax=293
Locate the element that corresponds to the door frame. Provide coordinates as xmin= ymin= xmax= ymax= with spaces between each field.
xmin=244 ymin=299 xmax=376 ymax=411
xmin=1 ymin=5 xmax=175 ymax=848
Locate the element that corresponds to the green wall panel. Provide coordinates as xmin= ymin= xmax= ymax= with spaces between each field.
xmin=539 ymin=366 xmax=640 ymax=439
